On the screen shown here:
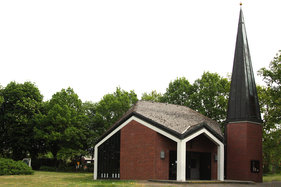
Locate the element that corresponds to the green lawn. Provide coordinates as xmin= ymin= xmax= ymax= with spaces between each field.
xmin=0 ymin=171 xmax=135 ymax=186
xmin=263 ymin=173 xmax=281 ymax=182
xmin=0 ymin=171 xmax=280 ymax=186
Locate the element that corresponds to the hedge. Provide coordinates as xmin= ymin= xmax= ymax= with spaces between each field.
xmin=0 ymin=158 xmax=34 ymax=175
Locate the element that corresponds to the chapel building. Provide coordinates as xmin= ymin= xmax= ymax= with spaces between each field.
xmin=93 ymin=6 xmax=262 ymax=182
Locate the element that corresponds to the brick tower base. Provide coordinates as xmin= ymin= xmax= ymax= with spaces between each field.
xmin=226 ymin=122 xmax=262 ymax=182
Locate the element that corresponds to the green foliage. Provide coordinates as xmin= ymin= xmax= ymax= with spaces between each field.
xmin=259 ymin=51 xmax=281 ymax=88
xmin=258 ymin=51 xmax=281 ymax=173
xmin=0 ymin=83 xmax=137 ymax=166
xmin=91 ymin=87 xmax=138 ymax=142
xmin=0 ymin=81 xmax=43 ymax=160
xmin=141 ymin=90 xmax=162 ymax=102
xmin=258 ymin=51 xmax=281 ymax=125
xmin=0 ymin=85 xmax=3 ymax=107
xmin=161 ymin=73 xmax=230 ymax=129
xmin=34 ymin=88 xmax=89 ymax=162
xmin=191 ymin=72 xmax=230 ymax=125
xmin=0 ymin=158 xmax=34 ymax=175
xmin=57 ymin=148 xmax=85 ymax=161
xmin=161 ymin=77 xmax=193 ymax=106
xmin=81 ymin=101 xmax=98 ymax=154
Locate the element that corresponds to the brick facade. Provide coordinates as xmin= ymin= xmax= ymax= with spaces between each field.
xmin=154 ymin=133 xmax=177 ymax=179
xmin=226 ymin=122 xmax=263 ymax=182
xmin=120 ymin=120 xmax=218 ymax=180
xmin=120 ymin=120 xmax=176 ymax=180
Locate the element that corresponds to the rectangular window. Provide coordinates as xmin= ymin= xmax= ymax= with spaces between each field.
xmin=250 ymin=160 xmax=260 ymax=173
xmin=97 ymin=131 xmax=120 ymax=179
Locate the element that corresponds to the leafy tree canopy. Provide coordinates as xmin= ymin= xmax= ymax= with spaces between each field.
xmin=160 ymin=72 xmax=230 ymax=128
xmin=258 ymin=50 xmax=281 ymax=173
xmin=141 ymin=90 xmax=162 ymax=102
xmin=191 ymin=72 xmax=230 ymax=124
xmin=34 ymin=88 xmax=89 ymax=162
xmin=0 ymin=81 xmax=43 ymax=160
xmin=161 ymin=77 xmax=194 ymax=106
xmin=93 ymin=87 xmax=138 ymax=138
xmin=258 ymin=50 xmax=281 ymax=125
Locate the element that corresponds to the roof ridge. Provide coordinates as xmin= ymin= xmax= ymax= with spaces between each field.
xmin=140 ymin=100 xmax=219 ymax=124
xmin=95 ymin=100 xmax=223 ymax=145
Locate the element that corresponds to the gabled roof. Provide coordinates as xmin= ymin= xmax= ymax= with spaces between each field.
xmin=97 ymin=101 xmax=223 ymax=144
xmin=227 ymin=8 xmax=262 ymax=124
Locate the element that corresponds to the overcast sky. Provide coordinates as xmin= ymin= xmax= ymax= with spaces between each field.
xmin=1 ymin=0 xmax=280 ymax=102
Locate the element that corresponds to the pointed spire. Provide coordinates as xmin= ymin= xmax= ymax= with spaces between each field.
xmin=227 ymin=8 xmax=262 ymax=124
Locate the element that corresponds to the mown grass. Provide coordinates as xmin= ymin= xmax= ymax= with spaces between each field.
xmin=0 ymin=171 xmax=135 ymax=187
xmin=1 ymin=171 xmax=280 ymax=186
xmin=263 ymin=173 xmax=281 ymax=182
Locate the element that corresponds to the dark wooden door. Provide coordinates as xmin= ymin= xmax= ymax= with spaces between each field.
xmin=199 ymin=152 xmax=211 ymax=180
xmin=169 ymin=151 xmax=177 ymax=180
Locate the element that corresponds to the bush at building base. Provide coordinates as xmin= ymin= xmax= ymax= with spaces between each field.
xmin=0 ymin=158 xmax=34 ymax=175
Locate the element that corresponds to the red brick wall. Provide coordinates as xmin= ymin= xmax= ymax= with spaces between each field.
xmin=186 ymin=134 xmax=218 ymax=180
xmin=120 ymin=120 xmax=157 ymax=180
xmin=120 ymin=120 xmax=176 ymax=180
xmin=155 ymin=133 xmax=177 ymax=179
xmin=247 ymin=123 xmax=263 ymax=182
xmin=226 ymin=122 xmax=262 ymax=182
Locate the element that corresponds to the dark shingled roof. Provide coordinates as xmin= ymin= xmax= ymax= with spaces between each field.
xmin=227 ymin=8 xmax=262 ymax=124
xmin=97 ymin=100 xmax=223 ymax=143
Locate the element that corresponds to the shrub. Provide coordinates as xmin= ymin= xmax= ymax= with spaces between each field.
xmin=0 ymin=158 xmax=34 ymax=175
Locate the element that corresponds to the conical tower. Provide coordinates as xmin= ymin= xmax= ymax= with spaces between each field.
xmin=226 ymin=6 xmax=263 ymax=182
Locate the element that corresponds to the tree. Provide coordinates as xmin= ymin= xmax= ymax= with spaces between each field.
xmin=258 ymin=51 xmax=281 ymax=173
xmin=161 ymin=73 xmax=230 ymax=127
xmin=34 ymin=88 xmax=89 ymax=163
xmin=141 ymin=90 xmax=162 ymax=102
xmin=93 ymin=87 xmax=138 ymax=138
xmin=191 ymin=72 xmax=230 ymax=125
xmin=258 ymin=50 xmax=281 ymax=125
xmin=82 ymin=101 xmax=98 ymax=155
xmin=258 ymin=85 xmax=281 ymax=173
xmin=0 ymin=81 xmax=43 ymax=160
xmin=0 ymin=85 xmax=3 ymax=107
xmin=161 ymin=77 xmax=194 ymax=106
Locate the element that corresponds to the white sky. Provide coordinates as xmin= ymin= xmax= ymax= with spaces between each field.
xmin=0 ymin=0 xmax=280 ymax=102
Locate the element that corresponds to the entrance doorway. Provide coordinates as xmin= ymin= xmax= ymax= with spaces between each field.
xmin=169 ymin=151 xmax=177 ymax=180
xmin=169 ymin=151 xmax=211 ymax=180
xmin=186 ymin=152 xmax=211 ymax=180
xmin=199 ymin=152 xmax=211 ymax=180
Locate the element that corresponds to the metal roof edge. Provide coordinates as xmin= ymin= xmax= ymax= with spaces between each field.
xmin=181 ymin=122 xmax=224 ymax=142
